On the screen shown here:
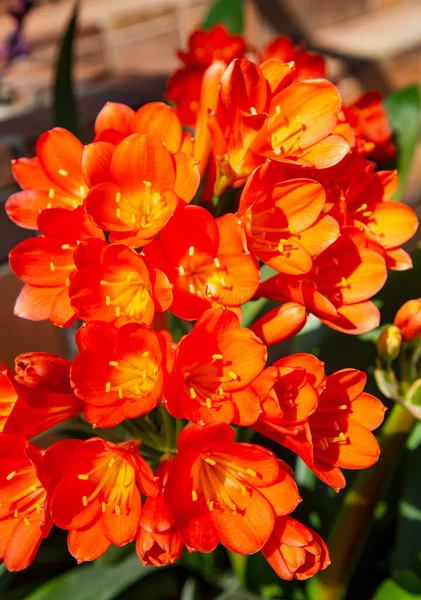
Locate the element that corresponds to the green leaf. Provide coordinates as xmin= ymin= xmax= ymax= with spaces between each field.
xmin=180 ymin=578 xmax=200 ymax=600
xmin=23 ymin=554 xmax=156 ymax=600
xmin=201 ymin=0 xmax=244 ymax=34
xmin=385 ymin=85 xmax=421 ymax=201
xmin=53 ymin=1 xmax=80 ymax=137
xmin=374 ymin=572 xmax=421 ymax=599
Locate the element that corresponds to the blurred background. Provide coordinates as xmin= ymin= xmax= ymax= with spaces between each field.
xmin=0 ymin=0 xmax=420 ymax=360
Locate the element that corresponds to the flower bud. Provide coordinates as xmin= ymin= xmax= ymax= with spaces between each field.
xmin=14 ymin=352 xmax=71 ymax=392
xmin=394 ymin=298 xmax=421 ymax=342
xmin=377 ymin=325 xmax=402 ymax=361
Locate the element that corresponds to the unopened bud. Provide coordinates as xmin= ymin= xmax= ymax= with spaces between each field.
xmin=377 ymin=326 xmax=402 ymax=361
xmin=14 ymin=352 xmax=71 ymax=392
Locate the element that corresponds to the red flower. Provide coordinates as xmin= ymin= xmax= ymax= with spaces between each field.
xmin=252 ymin=353 xmax=325 ymax=430
xmin=238 ymin=161 xmax=339 ymax=274
xmin=165 ymin=308 xmax=266 ymax=426
xmin=262 ymin=516 xmax=330 ymax=580
xmin=136 ymin=459 xmax=184 ymax=566
xmin=69 ymin=240 xmax=172 ymax=326
xmin=209 ymin=58 xmax=349 ymax=193
xmin=0 ymin=434 xmax=51 ymax=571
xmin=314 ymin=155 xmax=418 ymax=271
xmin=256 ymin=369 xmax=385 ymax=491
xmin=143 ymin=205 xmax=260 ymax=320
xmin=259 ymin=36 xmax=326 ymax=81
xmin=166 ymin=24 xmax=246 ymax=126
xmin=94 ymin=101 xmax=194 ymax=154
xmin=49 ymin=438 xmax=158 ymax=563
xmin=71 ymin=321 xmax=168 ymax=427
xmin=338 ymin=92 xmax=396 ymax=162
xmin=394 ymin=298 xmax=421 ymax=342
xmin=9 ymin=206 xmax=104 ymax=327
xmin=252 ymin=232 xmax=387 ymax=345
xmin=0 ymin=353 xmax=83 ymax=439
xmin=164 ymin=423 xmax=301 ymax=554
xmin=83 ymin=134 xmax=200 ymax=247
xmin=7 ymin=128 xmax=87 ymax=230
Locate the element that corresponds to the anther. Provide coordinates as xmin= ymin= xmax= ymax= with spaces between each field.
xmin=228 ymin=371 xmax=238 ymax=380
xmin=109 ymin=361 xmax=119 ymax=367
xmin=58 ymin=169 xmax=68 ymax=176
xmin=115 ymin=505 xmax=121 ymax=515
xmin=214 ymin=257 xmax=221 ymax=268
xmin=118 ymin=388 xmax=124 ymax=399
xmin=142 ymin=351 xmax=150 ymax=358
xmin=6 ymin=471 xmax=16 ymax=480
xmin=205 ymin=458 xmax=216 ymax=466
xmin=241 ymin=484 xmax=247 ymax=496
xmin=106 ymin=296 xmax=111 ymax=306
xmin=24 ymin=517 xmax=31 ymax=527
xmin=212 ymin=354 xmax=223 ymax=360
xmin=48 ymin=188 xmax=55 ymax=199
xmin=275 ymin=105 xmax=281 ymax=115
xmin=143 ymin=180 xmax=152 ymax=187
xmin=29 ymin=485 xmax=37 ymax=492
xmin=106 ymin=380 xmax=112 ymax=391
xmin=246 ymin=468 xmax=257 ymax=477
xmin=102 ymin=501 xmax=107 ymax=513
xmin=190 ymin=387 xmax=197 ymax=399
xmin=61 ymin=243 xmax=70 ymax=250
xmin=14 ymin=509 xmax=19 ymax=518
xmin=108 ymin=458 xmax=116 ymax=468
xmin=115 ymin=306 xmax=121 ymax=317
xmin=116 ymin=192 xmax=121 ymax=203
xmin=188 ymin=246 xmax=195 ymax=256
xmin=250 ymin=106 xmax=257 ymax=115
xmin=208 ymin=501 xmax=214 ymax=511
xmin=206 ymin=398 xmax=212 ymax=409
xmin=82 ymin=496 xmax=88 ymax=506
xmin=192 ymin=490 xmax=198 ymax=501
xmin=78 ymin=474 xmax=89 ymax=480
xmin=49 ymin=262 xmax=56 ymax=272
xmin=189 ymin=283 xmax=196 ymax=294
xmin=179 ymin=265 xmax=185 ymax=276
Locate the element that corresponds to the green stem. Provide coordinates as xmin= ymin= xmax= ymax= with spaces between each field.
xmin=307 ymin=402 xmax=416 ymax=600
xmin=228 ymin=551 xmax=248 ymax=589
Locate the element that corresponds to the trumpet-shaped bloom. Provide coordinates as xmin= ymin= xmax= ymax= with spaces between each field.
xmin=0 ymin=354 xmax=83 ymax=439
xmin=259 ymin=37 xmax=326 ymax=81
xmin=7 ymin=128 xmax=88 ymax=230
xmin=83 ymin=134 xmax=200 ymax=247
xmin=71 ymin=321 xmax=167 ymax=427
xmin=315 ymin=156 xmax=418 ymax=271
xmin=238 ymin=161 xmax=339 ymax=274
xmin=143 ymin=206 xmax=260 ymax=320
xmin=0 ymin=434 xmax=51 ymax=571
xmin=209 ymin=58 xmax=349 ymax=193
xmin=136 ymin=459 xmax=184 ymax=566
xmin=262 ymin=516 xmax=330 ymax=580
xmin=166 ymin=24 xmax=246 ymax=126
xmin=257 ymin=369 xmax=385 ymax=491
xmin=69 ymin=240 xmax=172 ymax=326
xmin=394 ymin=298 xmax=421 ymax=342
xmin=49 ymin=438 xmax=158 ymax=562
xmin=164 ymin=423 xmax=301 ymax=554
xmin=165 ymin=308 xmax=267 ymax=426
xmin=253 ymin=233 xmax=387 ymax=344
xmin=9 ymin=207 xmax=104 ymax=327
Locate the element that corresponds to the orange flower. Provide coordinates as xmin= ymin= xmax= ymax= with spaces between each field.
xmin=94 ymin=101 xmax=194 ymax=154
xmin=256 ymin=369 xmax=385 ymax=491
xmin=69 ymin=240 xmax=172 ymax=326
xmin=9 ymin=207 xmax=104 ymax=327
xmin=7 ymin=128 xmax=87 ymax=230
xmin=238 ymin=161 xmax=339 ymax=274
xmin=49 ymin=438 xmax=158 ymax=563
xmin=252 ymin=232 xmax=387 ymax=345
xmin=394 ymin=298 xmax=421 ymax=342
xmin=252 ymin=353 xmax=325 ymax=430
xmin=165 ymin=308 xmax=267 ymax=426
xmin=71 ymin=321 xmax=168 ymax=427
xmin=136 ymin=459 xmax=184 ymax=566
xmin=259 ymin=36 xmax=326 ymax=81
xmin=166 ymin=24 xmax=246 ymax=126
xmin=0 ymin=434 xmax=51 ymax=571
xmin=209 ymin=58 xmax=349 ymax=193
xmin=83 ymin=134 xmax=199 ymax=247
xmin=262 ymin=516 xmax=330 ymax=580
xmin=0 ymin=353 xmax=83 ymax=439
xmin=338 ymin=91 xmax=396 ymax=162
xmin=143 ymin=205 xmax=260 ymax=320
xmin=164 ymin=423 xmax=301 ymax=554
xmin=314 ymin=155 xmax=418 ymax=271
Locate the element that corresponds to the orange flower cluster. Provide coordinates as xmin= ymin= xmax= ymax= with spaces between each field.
xmin=1 ymin=24 xmax=417 ymax=582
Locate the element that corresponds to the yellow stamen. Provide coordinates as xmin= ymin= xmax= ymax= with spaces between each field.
xmin=115 ymin=306 xmax=121 ymax=317
xmin=228 ymin=371 xmax=238 ymax=380
xmin=61 ymin=243 xmax=70 ymax=250
xmin=58 ymin=169 xmax=68 ymax=176
xmin=78 ymin=474 xmax=89 ymax=480
xmin=143 ymin=180 xmax=152 ymax=187
xmin=189 ymin=245 xmax=195 ymax=256
xmin=102 ymin=501 xmax=107 ymax=513
xmin=206 ymin=398 xmax=212 ymax=409
xmin=82 ymin=495 xmax=88 ymax=506
xmin=205 ymin=458 xmax=216 ymax=466
xmin=192 ymin=490 xmax=198 ymax=501
xmin=250 ymin=106 xmax=257 ymax=115
xmin=212 ymin=354 xmax=223 ymax=360
xmin=190 ymin=387 xmax=197 ymax=399
xmin=208 ymin=501 xmax=214 ymax=511
xmin=109 ymin=361 xmax=119 ymax=367
xmin=214 ymin=257 xmax=221 ymax=268
xmin=49 ymin=262 xmax=56 ymax=272
xmin=115 ymin=505 xmax=121 ymax=515
xmin=246 ymin=469 xmax=257 ymax=477
xmin=6 ymin=471 xmax=16 ymax=480
xmin=24 ymin=517 xmax=31 ymax=527
xmin=142 ymin=351 xmax=150 ymax=358
xmin=106 ymin=296 xmax=111 ymax=306
xmin=105 ymin=381 xmax=111 ymax=393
